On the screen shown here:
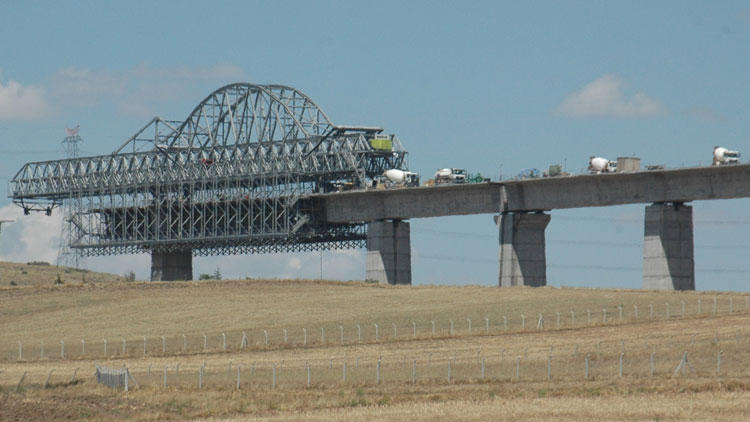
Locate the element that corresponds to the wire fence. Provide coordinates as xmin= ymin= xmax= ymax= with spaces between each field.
xmin=8 ymin=333 xmax=747 ymax=392
xmin=3 ymin=296 xmax=749 ymax=363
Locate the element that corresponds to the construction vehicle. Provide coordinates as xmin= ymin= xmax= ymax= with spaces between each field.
xmin=588 ymin=156 xmax=617 ymax=174
xmin=466 ymin=172 xmax=491 ymax=183
xmin=713 ymin=146 xmax=740 ymax=166
xmin=434 ymin=168 xmax=466 ymax=184
xmin=542 ymin=164 xmax=572 ymax=178
xmin=383 ymin=169 xmax=420 ymax=187
xmin=516 ymin=168 xmax=541 ymax=179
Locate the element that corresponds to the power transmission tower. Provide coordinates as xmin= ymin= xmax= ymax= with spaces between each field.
xmin=57 ymin=126 xmax=85 ymax=269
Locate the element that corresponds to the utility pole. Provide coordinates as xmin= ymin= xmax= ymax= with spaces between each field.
xmin=57 ymin=125 xmax=85 ymax=269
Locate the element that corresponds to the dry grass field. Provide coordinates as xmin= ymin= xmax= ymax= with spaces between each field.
xmin=1 ymin=268 xmax=749 ymax=420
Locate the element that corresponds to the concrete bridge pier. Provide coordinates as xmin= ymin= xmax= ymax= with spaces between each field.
xmin=643 ymin=203 xmax=695 ymax=290
xmin=151 ymin=250 xmax=193 ymax=281
xmin=498 ymin=212 xmax=550 ymax=287
xmin=366 ymin=219 xmax=411 ymax=284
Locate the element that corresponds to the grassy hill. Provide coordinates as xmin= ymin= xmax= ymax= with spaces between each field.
xmin=0 ymin=260 xmax=129 ymax=287
xmin=0 ymin=276 xmax=748 ymax=420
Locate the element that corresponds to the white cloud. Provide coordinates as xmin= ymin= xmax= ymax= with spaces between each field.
xmin=554 ymin=74 xmax=667 ymax=118
xmin=0 ymin=204 xmax=62 ymax=263
xmin=50 ymin=63 xmax=246 ymax=117
xmin=684 ymin=105 xmax=726 ymax=123
xmin=0 ymin=76 xmax=51 ymax=121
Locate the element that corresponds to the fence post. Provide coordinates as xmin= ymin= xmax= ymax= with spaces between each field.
xmin=681 ymin=301 xmax=686 ymax=318
xmin=264 ymin=330 xmax=268 ymax=346
xmin=431 ymin=320 xmax=436 ymax=335
xmin=272 ymin=365 xmax=276 ymax=389
xmin=283 ymin=329 xmax=288 ymax=344
xmin=392 ymin=323 xmax=397 ymax=338
xmin=713 ymin=296 xmax=717 ymax=315
xmin=450 ymin=320 xmax=454 ymax=336
xmin=163 ymin=366 xmax=167 ymax=387
xmin=143 ymin=337 xmax=147 ymax=356
xmin=17 ymin=341 xmax=22 ymax=361
xmin=162 ymin=336 xmax=166 ymax=354
xmin=467 ymin=318 xmax=472 ymax=333
xmin=306 ymin=362 xmax=311 ymax=387
xmin=584 ymin=354 xmax=590 ymax=380
xmin=81 ymin=339 xmax=85 ymax=356
xmin=649 ymin=304 xmax=654 ymax=320
xmin=357 ymin=324 xmax=361 ymax=343
xmin=619 ymin=353 xmax=624 ymax=377
xmin=303 ymin=328 xmax=307 ymax=346
xmin=16 ymin=372 xmax=27 ymax=393
xmin=183 ymin=334 xmax=187 ymax=352
xmin=619 ymin=305 xmax=623 ymax=321
xmin=570 ymin=310 xmax=575 ymax=326
xmin=521 ymin=314 xmax=525 ymax=330
xmin=122 ymin=338 xmax=126 ymax=355
xmin=199 ymin=365 xmax=203 ymax=389
xmin=340 ymin=325 xmax=344 ymax=344
xmin=203 ymin=333 xmax=207 ymax=351
xmin=61 ymin=340 xmax=65 ymax=359
xmin=102 ymin=339 xmax=106 ymax=358
xmin=537 ymin=313 xmax=544 ymax=330
xmin=44 ymin=370 xmax=54 ymax=388
xmin=343 ymin=361 xmax=347 ymax=382
xmin=376 ymin=359 xmax=381 ymax=384
xmin=515 ymin=356 xmax=520 ymax=380
xmin=717 ymin=350 xmax=722 ymax=375
xmin=448 ymin=359 xmax=452 ymax=382
xmin=504 ymin=316 xmax=508 ymax=330
xmin=602 ymin=308 xmax=607 ymax=323
xmin=321 ymin=327 xmax=325 ymax=344
xmin=374 ymin=324 xmax=379 ymax=341
xmin=482 ymin=357 xmax=486 ymax=380
xmin=413 ymin=321 xmax=417 ymax=338
xmin=650 ymin=351 xmax=655 ymax=377
xmin=71 ymin=367 xmax=79 ymax=383
xmin=547 ymin=355 xmax=551 ymax=380
xmin=222 ymin=333 xmax=227 ymax=350
xmin=485 ymin=317 xmax=490 ymax=334
xmin=412 ymin=359 xmax=417 ymax=384
xmin=237 ymin=366 xmax=241 ymax=390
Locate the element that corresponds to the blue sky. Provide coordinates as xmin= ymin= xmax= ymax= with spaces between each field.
xmin=0 ymin=1 xmax=749 ymax=291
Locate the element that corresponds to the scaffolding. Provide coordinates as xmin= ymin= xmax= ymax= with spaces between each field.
xmin=10 ymin=83 xmax=410 ymax=257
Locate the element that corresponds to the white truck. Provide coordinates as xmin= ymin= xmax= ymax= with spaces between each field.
xmin=383 ymin=169 xmax=420 ymax=187
xmin=713 ymin=146 xmax=740 ymax=166
xmin=588 ymin=156 xmax=617 ymax=174
xmin=434 ymin=168 xmax=466 ymax=184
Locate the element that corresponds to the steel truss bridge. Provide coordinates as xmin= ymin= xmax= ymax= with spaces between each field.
xmin=10 ymin=83 xmax=410 ymax=258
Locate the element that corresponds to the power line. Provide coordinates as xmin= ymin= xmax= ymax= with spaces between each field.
xmin=413 ymin=228 xmax=750 ymax=250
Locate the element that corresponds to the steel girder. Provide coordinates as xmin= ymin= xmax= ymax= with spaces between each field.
xmin=9 ymin=83 xmax=409 ymax=256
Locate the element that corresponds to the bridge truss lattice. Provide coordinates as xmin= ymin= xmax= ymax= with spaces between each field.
xmin=10 ymin=83 xmax=410 ymax=256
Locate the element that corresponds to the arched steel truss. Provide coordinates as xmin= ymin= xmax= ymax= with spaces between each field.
xmin=10 ymin=83 xmax=410 ymax=256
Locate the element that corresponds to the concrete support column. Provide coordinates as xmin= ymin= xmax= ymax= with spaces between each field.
xmin=643 ymin=203 xmax=694 ymax=290
xmin=151 ymin=250 xmax=193 ymax=281
xmin=366 ymin=220 xmax=411 ymax=285
xmin=498 ymin=212 xmax=550 ymax=287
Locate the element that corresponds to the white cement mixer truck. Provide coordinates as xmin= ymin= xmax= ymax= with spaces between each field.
xmin=383 ymin=169 xmax=420 ymax=187
xmin=588 ymin=157 xmax=617 ymax=174
xmin=713 ymin=146 xmax=740 ymax=166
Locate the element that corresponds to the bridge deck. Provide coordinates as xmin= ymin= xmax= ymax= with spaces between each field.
xmin=318 ymin=164 xmax=750 ymax=222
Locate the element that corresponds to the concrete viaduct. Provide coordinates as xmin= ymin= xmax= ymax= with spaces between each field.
xmin=315 ymin=163 xmax=750 ymax=290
